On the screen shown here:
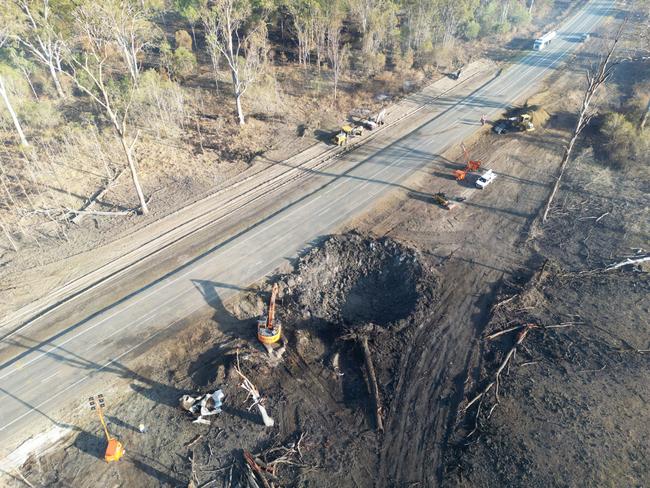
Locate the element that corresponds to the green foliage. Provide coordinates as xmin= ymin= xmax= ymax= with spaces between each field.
xmin=175 ymin=30 xmax=193 ymax=51
xmin=461 ymin=20 xmax=481 ymax=40
xmin=19 ymin=98 xmax=62 ymax=129
xmin=0 ymin=64 xmax=61 ymax=129
xmin=508 ymin=2 xmax=531 ymax=27
xmin=476 ymin=1 xmax=500 ymax=35
xmin=174 ymin=0 xmax=206 ymax=22
xmin=598 ymin=112 xmax=649 ymax=168
xmin=361 ymin=51 xmax=387 ymax=76
xmin=160 ymin=41 xmax=197 ymax=81
xmin=172 ymin=47 xmax=198 ymax=80
xmin=495 ymin=20 xmax=511 ymax=34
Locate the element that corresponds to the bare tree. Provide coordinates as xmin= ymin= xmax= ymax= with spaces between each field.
xmin=285 ymin=0 xmax=311 ymax=67
xmin=202 ymin=0 xmax=268 ymax=125
xmin=0 ymin=77 xmax=29 ymax=146
xmin=542 ymin=26 xmax=623 ymax=223
xmin=62 ymin=2 xmax=151 ymax=214
xmin=93 ymin=0 xmax=158 ymax=82
xmin=326 ymin=4 xmax=347 ymax=101
xmin=641 ymin=99 xmax=650 ymax=130
xmin=0 ymin=28 xmax=29 ymax=145
xmin=13 ymin=0 xmax=67 ymax=98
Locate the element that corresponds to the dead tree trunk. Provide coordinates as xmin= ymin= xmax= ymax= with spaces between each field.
xmin=640 ymin=98 xmax=650 ymax=131
xmin=342 ymin=324 xmax=384 ymax=432
xmin=359 ymin=335 xmax=384 ymax=432
xmin=542 ymin=25 xmax=623 ymax=222
xmin=118 ymin=133 xmax=148 ymax=215
xmin=0 ymin=76 xmax=29 ymax=146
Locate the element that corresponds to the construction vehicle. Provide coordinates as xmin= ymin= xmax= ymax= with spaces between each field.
xmin=333 ymin=124 xmax=364 ymax=146
xmin=258 ymin=283 xmax=281 ymax=345
xmin=89 ymin=394 xmax=124 ymax=463
xmin=453 ymin=143 xmax=482 ymax=180
xmin=492 ymin=113 xmax=534 ymax=134
xmin=432 ymin=192 xmax=451 ymax=210
xmin=516 ymin=113 xmax=535 ymax=131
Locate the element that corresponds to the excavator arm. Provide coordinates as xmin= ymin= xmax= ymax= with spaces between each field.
xmin=266 ymin=283 xmax=278 ymax=330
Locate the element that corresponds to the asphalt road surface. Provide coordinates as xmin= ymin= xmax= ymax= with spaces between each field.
xmin=0 ymin=0 xmax=614 ymax=458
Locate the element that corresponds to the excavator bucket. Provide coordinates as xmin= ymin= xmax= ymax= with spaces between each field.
xmin=258 ymin=284 xmax=281 ymax=345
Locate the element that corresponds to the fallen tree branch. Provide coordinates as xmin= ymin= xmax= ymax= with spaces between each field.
xmin=66 ymin=209 xmax=133 ymax=217
xmin=492 ymin=293 xmax=519 ymax=311
xmin=234 ymin=351 xmax=275 ymax=427
xmin=71 ymin=167 xmax=126 ymax=224
xmin=341 ymin=324 xmax=384 ymax=431
xmin=605 ymin=256 xmax=650 ymax=271
xmin=359 ymin=335 xmax=384 ymax=432
xmin=463 ymin=323 xmax=537 ymax=436
xmin=486 ymin=324 xmax=525 ymax=340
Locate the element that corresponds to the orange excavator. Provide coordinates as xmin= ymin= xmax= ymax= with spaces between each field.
xmin=257 ymin=283 xmax=281 ymax=345
xmin=453 ymin=143 xmax=482 ymax=181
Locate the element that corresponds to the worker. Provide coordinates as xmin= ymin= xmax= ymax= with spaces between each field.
xmin=480 ymin=114 xmax=487 ymax=126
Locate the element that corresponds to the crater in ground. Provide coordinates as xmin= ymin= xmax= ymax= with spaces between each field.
xmin=278 ymin=233 xmax=432 ymax=331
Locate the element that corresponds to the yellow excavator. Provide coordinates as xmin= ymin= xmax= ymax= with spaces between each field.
xmin=257 ymin=283 xmax=281 ymax=345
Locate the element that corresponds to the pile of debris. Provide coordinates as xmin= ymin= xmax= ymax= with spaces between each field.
xmin=279 ymin=232 xmax=434 ymax=329
xmin=180 ymin=390 xmax=224 ymax=425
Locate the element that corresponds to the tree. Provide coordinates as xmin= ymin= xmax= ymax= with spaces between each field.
xmin=62 ymin=1 xmax=155 ymax=214
xmin=0 ymin=25 xmax=29 ymax=145
xmin=0 ymin=74 xmax=30 ymax=146
xmin=542 ymin=25 xmax=623 ymax=222
xmin=12 ymin=0 xmax=70 ymax=98
xmin=284 ymin=0 xmax=309 ymax=66
xmin=201 ymin=0 xmax=269 ymax=125
xmin=89 ymin=0 xmax=159 ymax=82
xmin=325 ymin=2 xmax=347 ymax=100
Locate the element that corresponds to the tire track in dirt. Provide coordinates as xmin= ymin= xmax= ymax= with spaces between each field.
xmin=366 ymin=128 xmax=560 ymax=486
xmin=378 ymin=265 xmax=501 ymax=486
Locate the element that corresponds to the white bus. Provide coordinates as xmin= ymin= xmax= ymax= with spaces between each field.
xmin=533 ymin=31 xmax=557 ymax=51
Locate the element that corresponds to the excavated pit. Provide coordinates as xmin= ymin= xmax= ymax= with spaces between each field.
xmin=277 ymin=233 xmax=436 ymax=332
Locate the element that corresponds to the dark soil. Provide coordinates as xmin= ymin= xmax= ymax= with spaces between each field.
xmin=278 ymin=232 xmax=434 ymax=329
xmin=442 ymin=144 xmax=650 ymax=487
xmin=17 ymin=232 xmax=440 ymax=488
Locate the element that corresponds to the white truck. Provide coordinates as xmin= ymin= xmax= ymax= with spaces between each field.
xmin=476 ymin=169 xmax=496 ymax=189
xmin=533 ymin=31 xmax=557 ymax=51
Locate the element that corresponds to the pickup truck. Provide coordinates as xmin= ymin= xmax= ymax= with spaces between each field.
xmin=476 ymin=169 xmax=496 ymax=189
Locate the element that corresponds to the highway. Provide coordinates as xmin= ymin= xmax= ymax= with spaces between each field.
xmin=0 ymin=0 xmax=614 ymax=459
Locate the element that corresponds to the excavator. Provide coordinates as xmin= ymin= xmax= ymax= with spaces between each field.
xmin=453 ymin=143 xmax=482 ymax=181
xmin=257 ymin=283 xmax=281 ymax=345
xmin=432 ymin=192 xmax=451 ymax=210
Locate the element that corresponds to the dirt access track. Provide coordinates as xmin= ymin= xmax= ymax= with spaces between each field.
xmin=1 ymin=0 xmax=634 ymax=484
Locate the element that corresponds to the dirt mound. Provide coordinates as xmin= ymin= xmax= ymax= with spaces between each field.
xmin=278 ymin=233 xmax=433 ymax=330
